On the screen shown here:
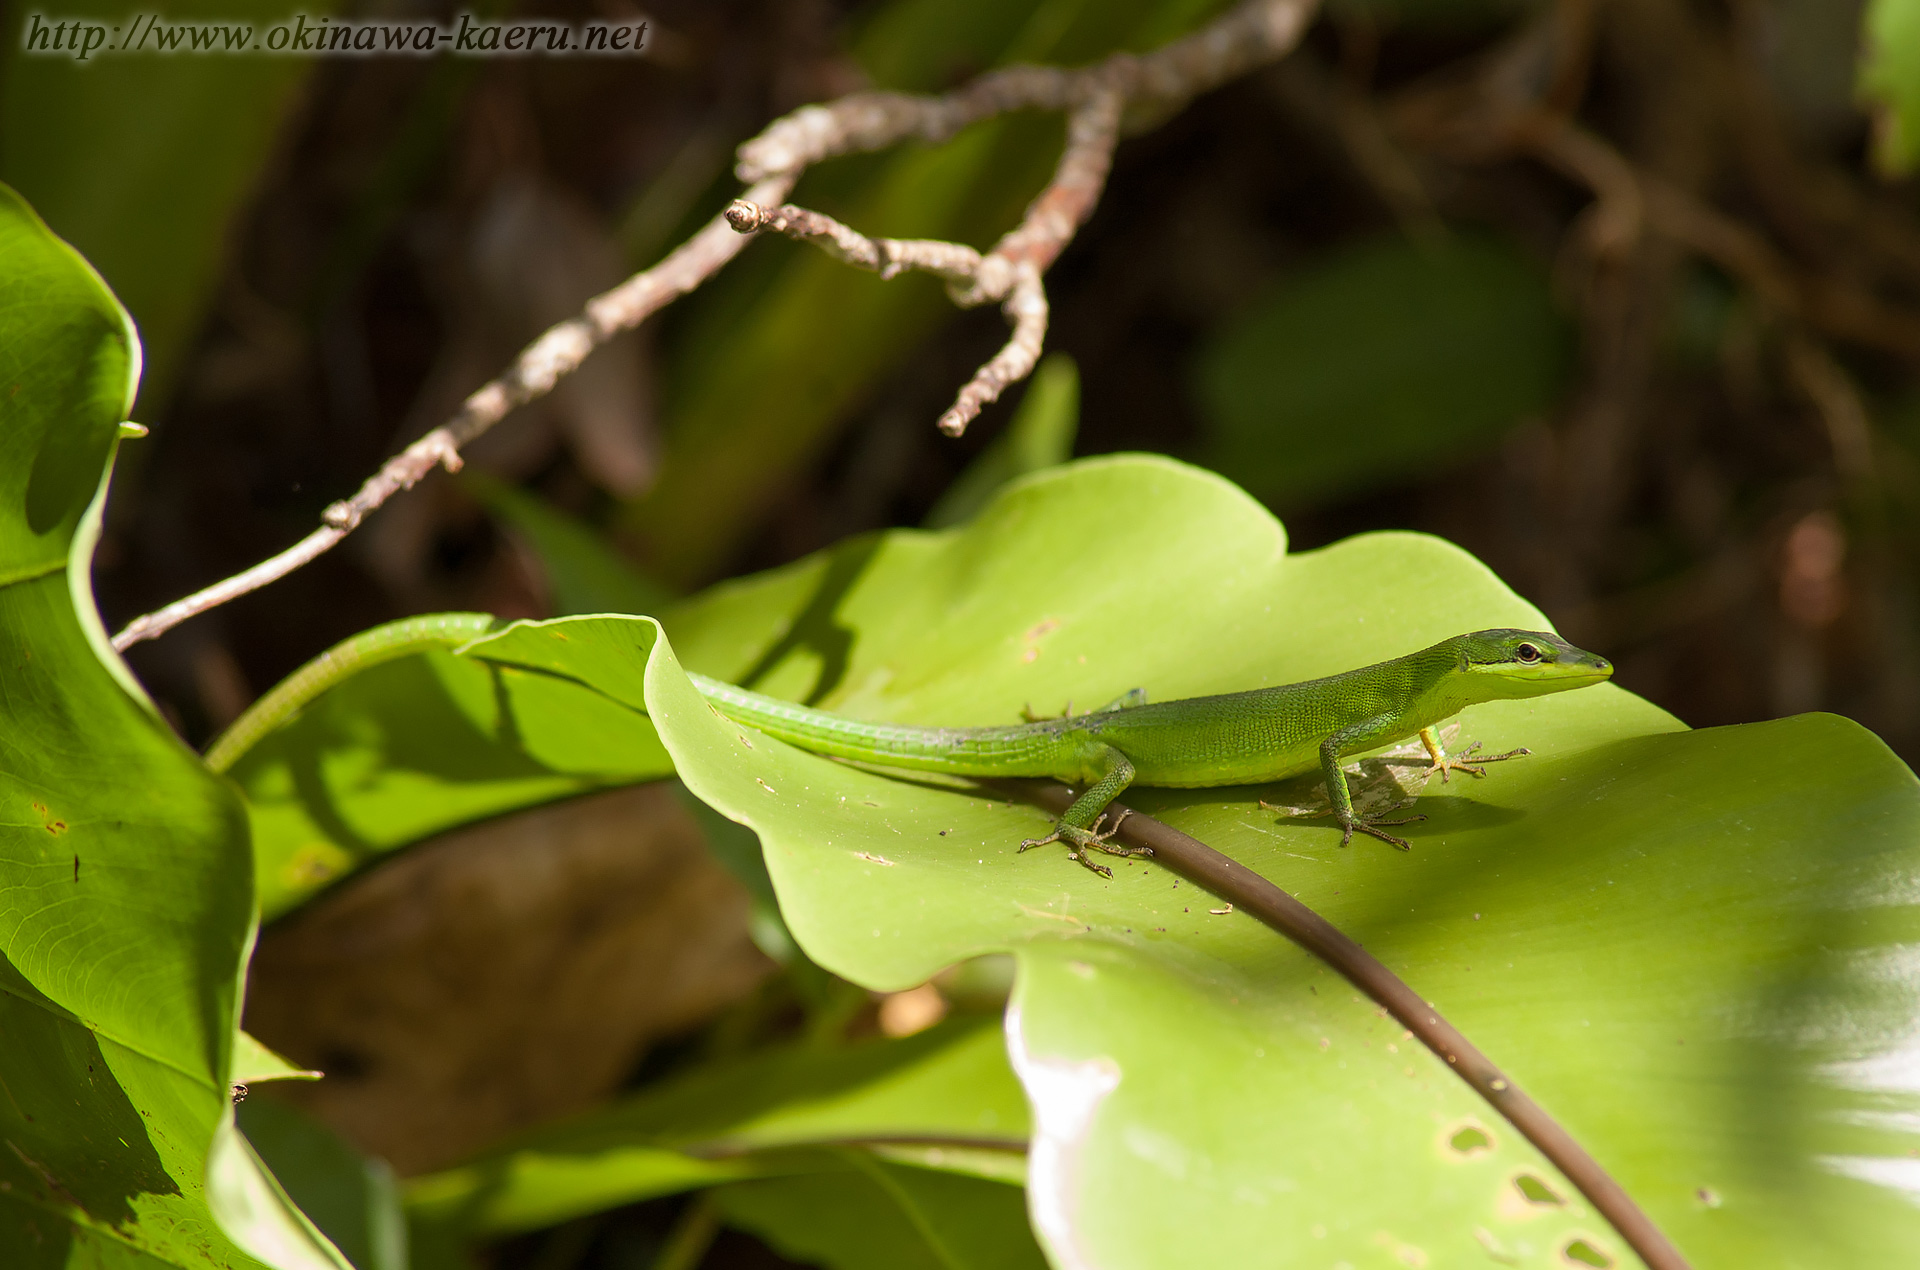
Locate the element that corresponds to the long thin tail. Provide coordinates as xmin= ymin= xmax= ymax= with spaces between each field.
xmin=687 ymin=672 xmax=1041 ymax=774
xmin=206 ymin=612 xmax=1044 ymax=778
xmin=205 ymin=613 xmax=500 ymax=771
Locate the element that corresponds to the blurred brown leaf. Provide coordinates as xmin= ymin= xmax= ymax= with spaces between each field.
xmin=244 ymin=781 xmax=774 ymax=1175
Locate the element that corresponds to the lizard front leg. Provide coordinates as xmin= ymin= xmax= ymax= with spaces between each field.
xmin=1019 ymin=745 xmax=1149 ymax=877
xmin=1418 ymin=725 xmax=1530 ymax=785
xmin=1318 ymin=721 xmax=1426 ymax=850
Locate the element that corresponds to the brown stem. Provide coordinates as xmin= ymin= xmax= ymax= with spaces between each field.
xmin=733 ymin=1 xmax=1318 ymax=183
xmin=1014 ymin=781 xmax=1692 ymax=1270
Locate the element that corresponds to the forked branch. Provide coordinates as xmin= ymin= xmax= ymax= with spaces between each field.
xmin=112 ymin=0 xmax=1318 ymax=650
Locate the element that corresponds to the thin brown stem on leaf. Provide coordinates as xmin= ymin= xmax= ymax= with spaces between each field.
xmin=1012 ymin=782 xmax=1694 ymax=1270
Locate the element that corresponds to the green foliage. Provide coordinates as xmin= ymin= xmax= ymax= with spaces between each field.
xmin=404 ymin=1018 xmax=1027 ymax=1239
xmin=12 ymin=2 xmax=1920 ymax=1252
xmin=1195 ymin=232 xmax=1571 ymax=507
xmin=0 ymin=200 xmax=127 ymax=592
xmin=236 ymin=1102 xmax=406 ymax=1270
xmin=713 ymin=1162 xmax=1045 ymax=1270
xmin=227 ymin=641 xmax=677 ymax=919
xmin=227 ymin=454 xmax=1920 ymax=1266
xmin=0 ymin=0 xmax=329 ymax=410
xmin=1861 ymin=0 xmax=1920 ymax=174
xmin=926 ymin=353 xmax=1080 ymax=529
xmin=403 ymin=1000 xmax=1045 ymax=1268
xmin=0 ymin=183 xmax=347 ymax=1270
xmin=231 ymin=1031 xmax=321 ymax=1087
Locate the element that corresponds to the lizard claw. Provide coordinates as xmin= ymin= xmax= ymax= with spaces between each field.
xmin=1084 ymin=809 xmax=1152 ymax=859
xmin=1058 ymin=816 xmax=1152 ymax=861
xmin=1024 ymin=814 xmax=1149 ymax=870
xmin=1424 ymin=740 xmax=1532 ymax=784
xmin=1336 ymin=811 xmax=1427 ymax=851
xmin=1067 ymin=849 xmax=1114 ymax=878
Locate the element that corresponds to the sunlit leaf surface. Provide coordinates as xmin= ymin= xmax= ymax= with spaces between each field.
xmin=450 ymin=456 xmax=1920 ymax=1267
xmin=219 ymin=425 xmax=1920 ymax=1265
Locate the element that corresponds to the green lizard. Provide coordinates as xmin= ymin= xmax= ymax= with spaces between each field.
xmin=207 ymin=617 xmax=1610 ymax=876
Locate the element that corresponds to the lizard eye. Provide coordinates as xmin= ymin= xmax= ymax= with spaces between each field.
xmin=1515 ymin=643 xmax=1541 ymax=663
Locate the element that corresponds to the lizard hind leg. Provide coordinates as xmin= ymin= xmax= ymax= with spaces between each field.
xmin=1019 ymin=748 xmax=1143 ymax=876
xmin=1316 ymin=724 xmax=1428 ymax=851
xmin=1338 ymin=810 xmax=1426 ymax=851
xmin=1017 ymin=820 xmax=1148 ymax=879
xmin=1260 ymin=797 xmax=1424 ymax=850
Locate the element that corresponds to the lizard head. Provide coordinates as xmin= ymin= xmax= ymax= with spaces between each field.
xmin=1454 ymin=629 xmax=1612 ymax=697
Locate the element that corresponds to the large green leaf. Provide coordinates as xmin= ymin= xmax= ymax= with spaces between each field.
xmin=212 ymin=452 xmax=1920 ymax=1265
xmin=1194 ymin=233 xmax=1571 ymax=508
xmin=436 ymin=455 xmax=1920 ymax=1267
xmin=0 ymin=184 xmax=345 ymax=1269
xmin=227 ymin=643 xmax=675 ymax=919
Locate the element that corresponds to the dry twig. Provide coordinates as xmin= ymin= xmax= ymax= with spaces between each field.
xmin=113 ymin=0 xmax=1318 ymax=650
xmin=112 ymin=173 xmax=795 ymax=649
xmin=722 ymin=0 xmax=1324 ymax=436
